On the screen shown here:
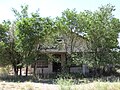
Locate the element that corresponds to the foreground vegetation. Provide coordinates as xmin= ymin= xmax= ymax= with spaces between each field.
xmin=0 ymin=80 xmax=120 ymax=90
xmin=0 ymin=67 xmax=120 ymax=90
xmin=0 ymin=68 xmax=120 ymax=90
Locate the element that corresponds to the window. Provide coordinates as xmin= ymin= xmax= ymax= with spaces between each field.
xmin=36 ymin=60 xmax=48 ymax=68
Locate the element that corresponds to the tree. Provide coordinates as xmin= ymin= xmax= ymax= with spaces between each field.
xmin=0 ymin=20 xmax=23 ymax=76
xmin=0 ymin=5 xmax=38 ymax=76
xmin=83 ymin=4 xmax=120 ymax=67
xmin=0 ymin=24 xmax=10 ymax=66
xmin=15 ymin=5 xmax=56 ymax=76
xmin=55 ymin=4 xmax=120 ymax=75
xmin=55 ymin=9 xmax=88 ymax=72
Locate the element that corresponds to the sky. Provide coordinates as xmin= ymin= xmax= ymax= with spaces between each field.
xmin=0 ymin=0 xmax=120 ymax=45
xmin=0 ymin=0 xmax=120 ymax=22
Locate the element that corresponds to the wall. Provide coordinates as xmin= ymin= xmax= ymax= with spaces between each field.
xmin=35 ymin=62 xmax=53 ymax=74
xmin=70 ymin=67 xmax=82 ymax=73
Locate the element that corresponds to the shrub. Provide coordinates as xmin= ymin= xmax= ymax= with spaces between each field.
xmin=0 ymin=67 xmax=9 ymax=77
xmin=55 ymin=78 xmax=74 ymax=90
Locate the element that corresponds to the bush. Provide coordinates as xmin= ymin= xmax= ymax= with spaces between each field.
xmin=0 ymin=67 xmax=9 ymax=77
xmin=56 ymin=72 xmax=83 ymax=79
xmin=55 ymin=78 xmax=74 ymax=90
xmin=56 ymin=73 xmax=73 ymax=79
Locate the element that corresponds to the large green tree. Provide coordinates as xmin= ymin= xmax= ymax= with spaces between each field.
xmin=55 ymin=4 xmax=120 ymax=73
xmin=0 ymin=20 xmax=22 ymax=76
xmin=55 ymin=9 xmax=87 ymax=72
xmin=14 ymin=5 xmax=56 ymax=76
xmin=83 ymin=4 xmax=120 ymax=67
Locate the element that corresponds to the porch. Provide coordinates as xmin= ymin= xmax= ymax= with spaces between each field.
xmin=31 ymin=53 xmax=83 ymax=75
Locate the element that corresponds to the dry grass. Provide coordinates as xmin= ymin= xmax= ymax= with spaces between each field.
xmin=74 ymin=82 xmax=120 ymax=90
xmin=0 ymin=81 xmax=120 ymax=90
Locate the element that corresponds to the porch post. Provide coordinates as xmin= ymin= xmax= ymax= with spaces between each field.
xmin=61 ymin=53 xmax=66 ymax=72
xmin=82 ymin=64 xmax=89 ymax=76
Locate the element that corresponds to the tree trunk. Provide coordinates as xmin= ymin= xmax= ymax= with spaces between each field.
xmin=26 ymin=65 xmax=28 ymax=77
xmin=12 ymin=62 xmax=18 ymax=76
xmin=19 ymin=66 xmax=22 ymax=76
xmin=33 ymin=63 xmax=36 ymax=76
xmin=13 ymin=66 xmax=18 ymax=76
xmin=65 ymin=54 xmax=69 ymax=73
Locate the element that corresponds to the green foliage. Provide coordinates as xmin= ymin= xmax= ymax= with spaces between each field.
xmin=71 ymin=52 xmax=94 ymax=66
xmin=84 ymin=4 xmax=119 ymax=49
xmin=12 ymin=4 xmax=29 ymax=20
xmin=55 ymin=78 xmax=73 ymax=90
xmin=55 ymin=9 xmax=80 ymax=51
xmin=0 ymin=22 xmax=17 ymax=66
xmin=0 ymin=66 xmax=11 ymax=77
xmin=83 ymin=4 xmax=120 ymax=66
xmin=15 ymin=11 xmax=55 ymax=65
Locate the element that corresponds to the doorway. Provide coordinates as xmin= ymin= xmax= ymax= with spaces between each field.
xmin=52 ymin=62 xmax=61 ymax=72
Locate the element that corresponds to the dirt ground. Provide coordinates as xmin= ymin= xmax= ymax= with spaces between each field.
xmin=0 ymin=82 xmax=59 ymax=90
xmin=0 ymin=81 xmax=120 ymax=90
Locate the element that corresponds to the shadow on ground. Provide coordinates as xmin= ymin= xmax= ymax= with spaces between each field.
xmin=0 ymin=74 xmax=120 ymax=84
xmin=0 ymin=75 xmax=54 ymax=84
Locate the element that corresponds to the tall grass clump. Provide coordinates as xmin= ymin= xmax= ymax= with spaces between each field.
xmin=55 ymin=78 xmax=74 ymax=90
xmin=0 ymin=67 xmax=9 ymax=78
